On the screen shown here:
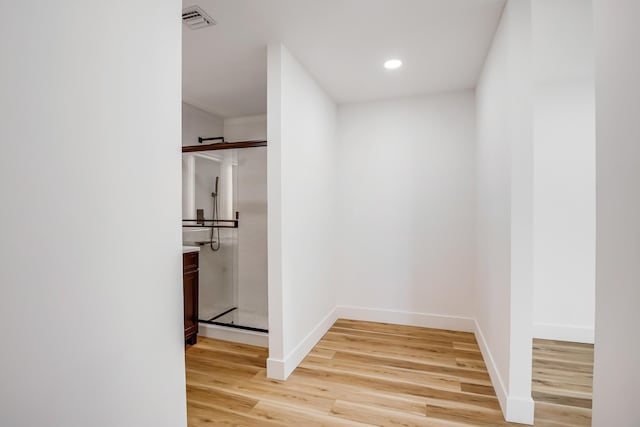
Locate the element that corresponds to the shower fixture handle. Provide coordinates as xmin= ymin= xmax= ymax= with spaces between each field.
xmin=210 ymin=176 xmax=221 ymax=252
xmin=212 ymin=176 xmax=219 ymax=197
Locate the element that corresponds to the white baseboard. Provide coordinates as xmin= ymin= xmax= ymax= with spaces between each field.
xmin=198 ymin=323 xmax=268 ymax=348
xmin=266 ymin=357 xmax=286 ymax=381
xmin=533 ymin=323 xmax=594 ymax=344
xmin=474 ymin=320 xmax=534 ymax=425
xmin=473 ymin=320 xmax=509 ymax=417
xmin=336 ymin=305 xmax=476 ymax=332
xmin=267 ymin=307 xmax=338 ymax=380
xmin=506 ymin=396 xmax=535 ymax=425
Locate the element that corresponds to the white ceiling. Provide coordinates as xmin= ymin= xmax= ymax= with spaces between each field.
xmin=183 ymin=0 xmax=506 ymax=118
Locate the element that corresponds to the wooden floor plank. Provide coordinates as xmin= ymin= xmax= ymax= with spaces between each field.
xmin=532 ymin=338 xmax=593 ymax=423
xmin=185 ymin=320 xmax=593 ymax=426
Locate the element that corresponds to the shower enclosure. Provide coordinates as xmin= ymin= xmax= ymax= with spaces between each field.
xmin=182 ymin=144 xmax=267 ymax=333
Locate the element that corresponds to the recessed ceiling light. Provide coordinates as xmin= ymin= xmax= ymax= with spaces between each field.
xmin=384 ymin=59 xmax=403 ymax=70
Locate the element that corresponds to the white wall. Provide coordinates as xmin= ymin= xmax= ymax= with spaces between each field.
xmin=182 ymin=102 xmax=224 ymax=147
xmin=532 ymin=0 xmax=596 ymax=344
xmin=475 ymin=0 xmax=534 ymax=423
xmin=0 ymin=1 xmax=185 ymax=427
xmin=224 ymin=115 xmax=267 ymax=142
xmin=335 ymin=91 xmax=476 ymax=327
xmin=592 ymin=0 xmax=640 ymax=424
xmin=267 ymin=44 xmax=338 ymax=379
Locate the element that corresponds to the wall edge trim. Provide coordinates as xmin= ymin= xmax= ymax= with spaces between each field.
xmin=474 ymin=319 xmax=534 ymax=424
xmin=473 ymin=319 xmax=510 ymax=420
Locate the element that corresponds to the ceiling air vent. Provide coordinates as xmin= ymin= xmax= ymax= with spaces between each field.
xmin=182 ymin=6 xmax=216 ymax=30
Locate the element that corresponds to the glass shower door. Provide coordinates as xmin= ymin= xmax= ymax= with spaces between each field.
xmin=182 ymin=147 xmax=268 ymax=333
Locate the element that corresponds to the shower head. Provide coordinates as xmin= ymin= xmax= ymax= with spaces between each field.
xmin=212 ymin=176 xmax=219 ymax=197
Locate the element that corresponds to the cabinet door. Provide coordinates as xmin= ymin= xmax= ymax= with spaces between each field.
xmin=183 ymin=269 xmax=198 ymax=339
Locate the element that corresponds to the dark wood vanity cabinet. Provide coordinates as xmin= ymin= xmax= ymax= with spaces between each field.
xmin=183 ymin=251 xmax=199 ymax=345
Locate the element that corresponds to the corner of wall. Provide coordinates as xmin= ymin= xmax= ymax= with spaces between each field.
xmin=506 ymin=395 xmax=535 ymax=425
xmin=266 ymin=41 xmax=339 ymax=381
xmin=266 ymin=42 xmax=285 ymax=379
xmin=474 ymin=320 xmax=534 ymax=425
xmin=265 ymin=358 xmax=286 ymax=381
xmin=473 ymin=320 xmax=509 ymax=416
xmin=267 ymin=307 xmax=338 ymax=380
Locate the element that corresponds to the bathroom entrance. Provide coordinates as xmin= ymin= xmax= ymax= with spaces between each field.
xmin=182 ymin=140 xmax=268 ymax=338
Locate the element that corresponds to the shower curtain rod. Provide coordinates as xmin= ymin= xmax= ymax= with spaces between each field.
xmin=182 ymin=139 xmax=267 ymax=153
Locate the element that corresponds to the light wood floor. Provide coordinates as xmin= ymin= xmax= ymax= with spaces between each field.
xmin=185 ymin=319 xmax=593 ymax=426
xmin=531 ymin=339 xmax=593 ymax=426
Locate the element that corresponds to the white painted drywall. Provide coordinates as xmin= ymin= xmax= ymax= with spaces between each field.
xmin=475 ymin=0 xmax=534 ymax=423
xmin=592 ymin=0 xmax=640 ymax=424
xmin=0 ymin=1 xmax=185 ymax=426
xmin=182 ymin=102 xmax=224 ymax=147
xmin=335 ymin=91 xmax=476 ymax=321
xmin=267 ymin=44 xmax=338 ymax=379
xmin=531 ymin=0 xmax=596 ymax=344
xmin=267 ymin=44 xmax=286 ymax=373
xmin=224 ymin=115 xmax=267 ymax=142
